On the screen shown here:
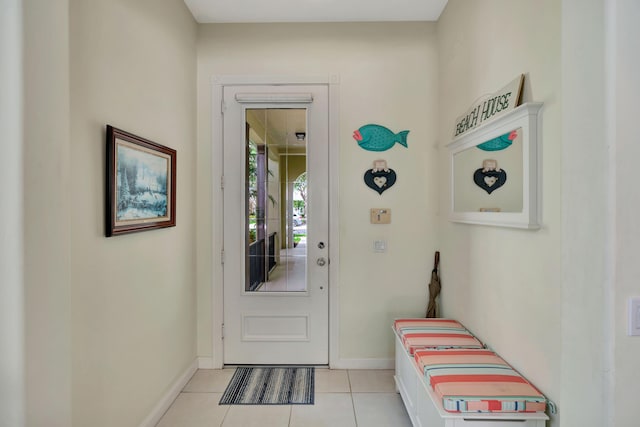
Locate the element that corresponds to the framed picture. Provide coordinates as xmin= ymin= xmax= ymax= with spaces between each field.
xmin=106 ymin=125 xmax=176 ymax=236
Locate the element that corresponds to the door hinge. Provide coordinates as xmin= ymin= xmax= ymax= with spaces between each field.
xmin=221 ymin=249 xmax=225 ymax=264
xmin=221 ymin=100 xmax=227 ymax=115
xmin=220 ymin=175 xmax=225 ymax=190
xmin=221 ymin=323 xmax=225 ymax=340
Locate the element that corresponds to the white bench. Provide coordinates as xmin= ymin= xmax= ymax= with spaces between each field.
xmin=394 ymin=330 xmax=549 ymax=427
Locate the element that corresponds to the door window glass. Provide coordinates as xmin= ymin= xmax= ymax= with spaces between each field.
xmin=245 ymin=108 xmax=307 ymax=292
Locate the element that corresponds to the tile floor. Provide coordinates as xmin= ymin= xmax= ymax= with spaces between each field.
xmin=156 ymin=369 xmax=412 ymax=427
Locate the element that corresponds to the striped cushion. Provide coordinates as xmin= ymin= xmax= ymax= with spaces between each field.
xmin=393 ymin=318 xmax=466 ymax=334
xmin=414 ymin=349 xmax=499 ymax=373
xmin=415 ymin=349 xmax=546 ymax=413
xmin=402 ymin=332 xmax=484 ymax=355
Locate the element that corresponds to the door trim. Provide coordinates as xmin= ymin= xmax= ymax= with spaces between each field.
xmin=210 ymin=75 xmax=340 ymax=368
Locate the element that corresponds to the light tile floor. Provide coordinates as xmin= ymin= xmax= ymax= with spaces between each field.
xmin=156 ymin=369 xmax=412 ymax=427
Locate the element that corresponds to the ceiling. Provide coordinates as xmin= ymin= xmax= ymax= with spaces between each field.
xmin=183 ymin=0 xmax=448 ymax=23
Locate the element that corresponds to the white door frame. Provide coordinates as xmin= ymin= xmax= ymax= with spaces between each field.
xmin=210 ymin=75 xmax=340 ymax=368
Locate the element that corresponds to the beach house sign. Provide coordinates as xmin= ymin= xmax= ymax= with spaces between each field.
xmin=453 ymin=74 xmax=524 ymax=139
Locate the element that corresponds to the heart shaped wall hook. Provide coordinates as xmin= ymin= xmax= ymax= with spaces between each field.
xmin=364 ymin=159 xmax=397 ymax=195
xmin=473 ymin=159 xmax=507 ymax=194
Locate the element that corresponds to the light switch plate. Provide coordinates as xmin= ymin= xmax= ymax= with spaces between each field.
xmin=373 ymin=240 xmax=387 ymax=253
xmin=370 ymin=208 xmax=391 ymax=224
xmin=628 ymin=297 xmax=640 ymax=336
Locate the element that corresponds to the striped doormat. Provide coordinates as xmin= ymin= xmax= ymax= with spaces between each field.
xmin=219 ymin=367 xmax=314 ymax=405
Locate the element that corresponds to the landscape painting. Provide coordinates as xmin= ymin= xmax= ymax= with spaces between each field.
xmin=116 ymin=143 xmax=169 ymax=221
xmin=106 ymin=126 xmax=176 ymax=236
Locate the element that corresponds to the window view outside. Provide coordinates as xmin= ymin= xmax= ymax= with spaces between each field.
xmin=245 ymin=108 xmax=307 ymax=292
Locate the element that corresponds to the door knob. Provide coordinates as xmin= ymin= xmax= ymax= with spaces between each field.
xmin=316 ymin=257 xmax=327 ymax=266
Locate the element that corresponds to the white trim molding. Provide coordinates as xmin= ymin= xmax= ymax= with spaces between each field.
xmin=211 ymin=80 xmax=224 ymax=369
xmin=327 ymin=74 xmax=341 ymax=368
xmin=331 ymin=358 xmax=395 ymax=370
xmin=212 ymin=74 xmax=332 ymax=86
xmin=0 ymin=1 xmax=25 ymax=424
xmin=138 ymin=359 xmax=198 ymax=427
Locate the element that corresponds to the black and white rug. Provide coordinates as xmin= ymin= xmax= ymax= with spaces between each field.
xmin=219 ymin=367 xmax=315 ymax=405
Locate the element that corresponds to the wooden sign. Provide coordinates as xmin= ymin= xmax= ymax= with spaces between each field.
xmin=453 ymin=74 xmax=524 ymax=139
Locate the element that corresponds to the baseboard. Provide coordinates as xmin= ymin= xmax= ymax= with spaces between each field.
xmin=138 ymin=358 xmax=198 ymax=427
xmin=330 ymin=358 xmax=394 ymax=370
xmin=198 ymin=357 xmax=214 ymax=369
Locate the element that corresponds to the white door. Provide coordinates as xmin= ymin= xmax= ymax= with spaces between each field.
xmin=222 ymin=85 xmax=329 ymax=364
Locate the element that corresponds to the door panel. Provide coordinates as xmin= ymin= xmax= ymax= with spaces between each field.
xmin=222 ymin=85 xmax=329 ymax=365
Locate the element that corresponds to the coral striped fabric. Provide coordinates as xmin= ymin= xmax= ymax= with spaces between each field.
xmin=414 ymin=349 xmax=546 ymax=413
xmin=402 ymin=332 xmax=484 ymax=355
xmin=393 ymin=318 xmax=466 ymax=334
xmin=414 ymin=349 xmax=499 ymax=372
xmin=393 ymin=318 xmax=483 ymax=355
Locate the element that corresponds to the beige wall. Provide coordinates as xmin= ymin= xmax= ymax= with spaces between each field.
xmin=23 ymin=0 xmax=73 ymax=425
xmin=613 ymin=1 xmax=640 ymax=425
xmin=69 ymin=0 xmax=197 ymax=426
xmin=561 ymin=0 xmax=614 ymax=425
xmin=436 ymin=1 xmax=562 ymax=425
xmin=196 ymin=23 xmax=440 ymax=362
xmin=438 ymin=1 xmax=640 ymax=425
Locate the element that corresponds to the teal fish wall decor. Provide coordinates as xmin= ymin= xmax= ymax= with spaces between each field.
xmin=477 ymin=129 xmax=518 ymax=151
xmin=353 ymin=124 xmax=409 ymax=152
